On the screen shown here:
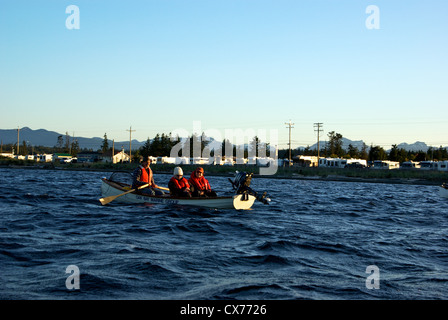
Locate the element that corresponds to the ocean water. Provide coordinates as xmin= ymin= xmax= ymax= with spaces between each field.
xmin=1 ymin=167 xmax=447 ymax=300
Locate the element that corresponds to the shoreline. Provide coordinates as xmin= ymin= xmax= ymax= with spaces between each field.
xmin=1 ymin=162 xmax=446 ymax=186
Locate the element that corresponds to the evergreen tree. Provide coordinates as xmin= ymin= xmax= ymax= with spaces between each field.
xmin=327 ymin=131 xmax=344 ymax=157
xmin=368 ymin=145 xmax=387 ymax=161
xmin=140 ymin=138 xmax=152 ymax=158
xmin=56 ymin=135 xmax=64 ymax=151
xmin=70 ymin=140 xmax=80 ymax=156
xmin=347 ymin=144 xmax=359 ymax=158
xmin=101 ymin=133 xmax=109 ymax=154
xmin=65 ymin=132 xmax=71 ymax=153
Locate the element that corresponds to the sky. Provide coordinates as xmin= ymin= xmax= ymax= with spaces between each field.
xmin=1 ymin=0 xmax=447 ymax=150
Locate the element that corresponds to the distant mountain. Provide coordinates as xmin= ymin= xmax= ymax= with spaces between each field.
xmin=0 ymin=127 xmax=144 ymax=150
xmin=305 ymin=137 xmax=367 ymax=152
xmin=303 ymin=138 xmax=441 ymax=153
xmin=395 ymin=141 xmax=429 ymax=152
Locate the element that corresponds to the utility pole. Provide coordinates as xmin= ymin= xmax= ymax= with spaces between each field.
xmin=112 ymin=139 xmax=115 ymax=164
xmin=285 ymin=120 xmax=294 ymax=166
xmin=314 ymin=123 xmax=323 ymax=166
xmin=17 ymin=127 xmax=20 ymax=156
xmin=126 ymin=126 xmax=136 ymax=163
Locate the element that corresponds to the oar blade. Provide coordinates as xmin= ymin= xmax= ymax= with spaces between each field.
xmin=99 ymin=183 xmax=150 ymax=205
xmin=99 ymin=195 xmax=117 ymax=206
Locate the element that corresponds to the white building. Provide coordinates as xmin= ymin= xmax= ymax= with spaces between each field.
xmin=419 ymin=161 xmax=438 ymax=170
xmin=318 ymin=158 xmax=367 ymax=168
xmin=36 ymin=154 xmax=53 ymax=162
xmin=438 ymin=161 xmax=448 ymax=171
xmin=400 ymin=161 xmax=421 ymax=169
xmin=0 ymin=152 xmax=14 ymax=159
xmin=157 ymin=156 xmax=176 ymax=164
xmin=372 ymin=160 xmax=400 ymax=169
xmin=297 ymin=155 xmax=319 ymax=167
xmin=175 ymin=157 xmax=190 ymax=165
xmin=191 ymin=157 xmax=210 ymax=165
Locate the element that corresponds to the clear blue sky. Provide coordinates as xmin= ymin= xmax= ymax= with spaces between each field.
xmin=1 ymin=0 xmax=447 ymax=150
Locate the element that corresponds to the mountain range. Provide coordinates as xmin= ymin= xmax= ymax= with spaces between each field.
xmin=0 ymin=127 xmax=144 ymax=151
xmin=0 ymin=127 xmax=441 ymax=152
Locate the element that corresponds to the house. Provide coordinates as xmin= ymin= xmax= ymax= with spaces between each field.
xmin=99 ymin=150 xmax=130 ymax=163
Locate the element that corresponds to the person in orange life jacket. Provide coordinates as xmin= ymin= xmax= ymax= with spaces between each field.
xmin=188 ymin=167 xmax=217 ymax=197
xmin=132 ymin=156 xmax=164 ymax=196
xmin=168 ymin=167 xmax=192 ymax=197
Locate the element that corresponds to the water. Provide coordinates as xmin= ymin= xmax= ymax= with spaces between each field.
xmin=1 ymin=167 xmax=447 ymax=300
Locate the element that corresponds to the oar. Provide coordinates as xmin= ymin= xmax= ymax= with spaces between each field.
xmin=155 ymin=186 xmax=170 ymax=191
xmin=99 ymin=183 xmax=150 ymax=205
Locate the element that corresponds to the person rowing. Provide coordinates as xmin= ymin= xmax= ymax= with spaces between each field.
xmin=132 ymin=156 xmax=165 ymax=196
xmin=188 ymin=167 xmax=217 ymax=197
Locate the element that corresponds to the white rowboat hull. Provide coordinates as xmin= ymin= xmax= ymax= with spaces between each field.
xmin=101 ymin=179 xmax=256 ymax=210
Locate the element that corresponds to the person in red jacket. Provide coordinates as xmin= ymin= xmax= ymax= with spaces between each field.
xmin=189 ymin=167 xmax=217 ymax=197
xmin=168 ymin=167 xmax=192 ymax=197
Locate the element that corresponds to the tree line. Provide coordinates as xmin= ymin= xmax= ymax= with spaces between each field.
xmin=3 ymin=130 xmax=447 ymax=162
xmin=291 ymin=131 xmax=448 ymax=162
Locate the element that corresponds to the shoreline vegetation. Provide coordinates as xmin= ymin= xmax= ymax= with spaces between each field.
xmin=1 ymin=158 xmax=446 ymax=186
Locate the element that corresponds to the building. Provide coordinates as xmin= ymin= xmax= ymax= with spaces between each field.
xmin=36 ymin=154 xmax=53 ymax=162
xmin=0 ymin=152 xmax=14 ymax=159
xmin=296 ymin=155 xmax=319 ymax=167
xmin=318 ymin=157 xmax=367 ymax=168
xmin=438 ymin=161 xmax=448 ymax=171
xmin=372 ymin=160 xmax=400 ymax=169
xmin=77 ymin=151 xmax=101 ymax=163
xmin=53 ymin=153 xmax=73 ymax=162
xmin=100 ymin=150 xmax=130 ymax=163
xmin=400 ymin=161 xmax=421 ymax=169
xmin=419 ymin=161 xmax=438 ymax=170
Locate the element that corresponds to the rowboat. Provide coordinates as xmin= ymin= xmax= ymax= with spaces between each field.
xmin=100 ymin=171 xmax=270 ymax=210
xmin=439 ymin=183 xmax=448 ymax=198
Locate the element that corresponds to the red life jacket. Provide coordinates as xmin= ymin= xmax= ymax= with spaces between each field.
xmin=169 ymin=176 xmax=189 ymax=190
xmin=189 ymin=171 xmax=211 ymax=191
xmin=140 ymin=166 xmax=153 ymax=186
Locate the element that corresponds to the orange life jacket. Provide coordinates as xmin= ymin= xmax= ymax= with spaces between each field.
xmin=189 ymin=171 xmax=211 ymax=191
xmin=140 ymin=166 xmax=153 ymax=186
xmin=169 ymin=176 xmax=189 ymax=190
